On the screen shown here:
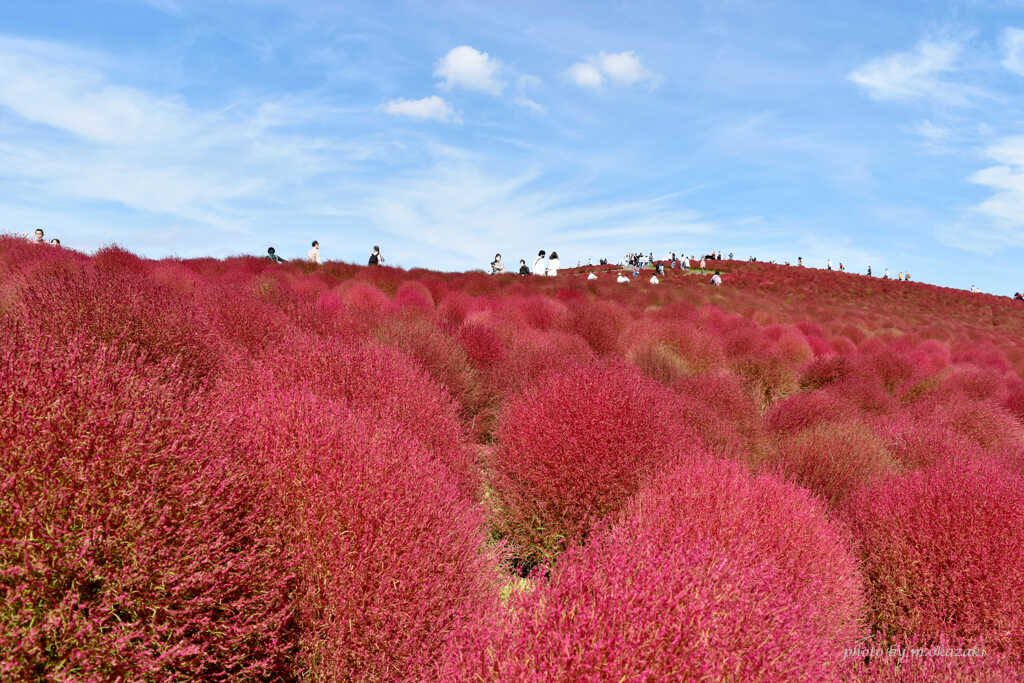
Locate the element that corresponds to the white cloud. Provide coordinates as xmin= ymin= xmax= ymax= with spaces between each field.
xmin=0 ymin=37 xmax=191 ymax=144
xmin=1001 ymin=27 xmax=1024 ymax=76
xmin=0 ymin=35 xmax=391 ymax=246
xmin=848 ymin=39 xmax=981 ymax=105
xmin=595 ymin=51 xmax=659 ymax=87
xmin=566 ymin=51 xmax=660 ymax=90
xmin=434 ymin=45 xmax=503 ymax=95
xmin=383 ymin=95 xmax=460 ymax=123
xmin=567 ymin=61 xmax=604 ymax=89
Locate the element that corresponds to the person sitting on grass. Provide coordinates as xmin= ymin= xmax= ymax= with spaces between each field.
xmin=616 ymin=273 xmax=630 ymax=283
xmin=649 ymin=274 xmax=660 ymax=285
xmin=710 ymin=270 xmax=723 ymax=286
xmin=587 ymin=272 xmax=598 ymax=280
xmin=266 ymin=247 xmax=286 ymax=263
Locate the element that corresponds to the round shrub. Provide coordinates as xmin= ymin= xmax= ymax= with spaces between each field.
xmin=227 ymin=386 xmax=500 ymax=680
xmin=443 ymin=457 xmax=866 ymax=680
xmin=844 ymin=456 xmax=1024 ymax=661
xmin=490 ymin=362 xmax=698 ymax=565
xmin=766 ymin=389 xmax=853 ymax=433
xmin=770 ymin=419 xmax=900 ymax=506
xmin=0 ymin=334 xmax=295 ymax=680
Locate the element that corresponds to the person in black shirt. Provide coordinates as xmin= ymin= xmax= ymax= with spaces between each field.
xmin=368 ymin=245 xmax=382 ymax=266
xmin=266 ymin=247 xmax=286 ymax=263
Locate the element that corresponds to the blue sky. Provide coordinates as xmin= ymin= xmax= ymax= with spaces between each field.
xmin=2 ymin=1 xmax=1024 ymax=294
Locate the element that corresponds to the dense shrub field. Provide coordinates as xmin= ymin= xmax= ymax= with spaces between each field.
xmin=2 ymin=238 xmax=1023 ymax=680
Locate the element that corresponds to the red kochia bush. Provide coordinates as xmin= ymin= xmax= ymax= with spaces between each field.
xmin=490 ymin=362 xmax=701 ymax=565
xmin=766 ymin=388 xmax=853 ymax=433
xmin=845 ymin=457 xmax=1024 ymax=661
xmin=770 ymin=419 xmax=900 ymax=506
xmin=568 ymin=299 xmax=628 ymax=355
xmin=227 ymin=386 xmax=500 ymax=680
xmin=0 ymin=333 xmax=295 ymax=680
xmin=443 ymin=458 xmax=866 ymax=680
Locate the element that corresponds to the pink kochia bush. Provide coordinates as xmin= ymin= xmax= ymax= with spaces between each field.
xmin=442 ymin=457 xmax=866 ymax=680
xmin=770 ymin=418 xmax=900 ymax=506
xmin=489 ymin=362 xmax=698 ymax=565
xmin=845 ymin=456 xmax=1024 ymax=662
xmin=222 ymin=384 xmax=501 ymax=680
xmin=0 ymin=332 xmax=295 ymax=680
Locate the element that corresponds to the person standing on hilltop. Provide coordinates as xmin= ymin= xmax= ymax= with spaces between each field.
xmin=867 ymin=265 xmax=872 ymax=276
xmin=518 ymin=259 xmax=530 ymax=275
xmin=368 ymin=245 xmax=383 ymax=266
xmin=533 ymin=250 xmax=547 ymax=275
xmin=546 ymin=252 xmax=560 ymax=276
xmin=491 ymin=253 xmax=506 ymax=274
xmin=826 ymin=259 xmax=833 ymax=270
xmin=307 ymin=240 xmax=321 ymax=265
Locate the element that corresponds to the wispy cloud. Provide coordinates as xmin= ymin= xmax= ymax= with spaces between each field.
xmin=1001 ymin=27 xmax=1024 ymax=76
xmin=967 ymin=135 xmax=1024 ymax=239
xmin=434 ymin=45 xmax=504 ymax=95
xmin=848 ymin=39 xmax=983 ymax=105
xmin=566 ymin=51 xmax=660 ymax=91
xmin=383 ymin=95 xmax=461 ymax=123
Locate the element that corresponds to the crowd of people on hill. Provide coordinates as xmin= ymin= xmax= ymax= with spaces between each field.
xmin=486 ymin=250 xmax=561 ymax=276
xmin=12 ymin=229 xmax=1021 ymax=297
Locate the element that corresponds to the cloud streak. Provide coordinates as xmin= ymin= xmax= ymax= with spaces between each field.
xmin=383 ymin=95 xmax=461 ymax=122
xmin=848 ymin=39 xmax=984 ymax=105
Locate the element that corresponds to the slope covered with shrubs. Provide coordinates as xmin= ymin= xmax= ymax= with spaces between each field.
xmin=2 ymin=238 xmax=1023 ymax=679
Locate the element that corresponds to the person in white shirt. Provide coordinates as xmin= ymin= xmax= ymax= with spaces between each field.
xmin=649 ymin=274 xmax=660 ymax=284
xmin=710 ymin=271 xmax=723 ymax=286
xmin=616 ymin=274 xmax=630 ymax=283
xmin=546 ymin=251 xmax=560 ymax=276
xmin=533 ymin=250 xmax=547 ymax=275
xmin=491 ymin=253 xmax=505 ymax=274
xmin=307 ymin=240 xmax=321 ymax=265
xmin=587 ymin=272 xmax=598 ymax=280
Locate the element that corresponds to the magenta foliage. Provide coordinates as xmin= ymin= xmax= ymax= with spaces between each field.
xmin=490 ymin=362 xmax=698 ymax=564
xmin=0 ymin=331 xmax=296 ymax=680
xmin=442 ymin=457 xmax=866 ymax=680
xmin=845 ymin=456 xmax=1024 ymax=662
xmin=221 ymin=385 xmax=501 ymax=680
